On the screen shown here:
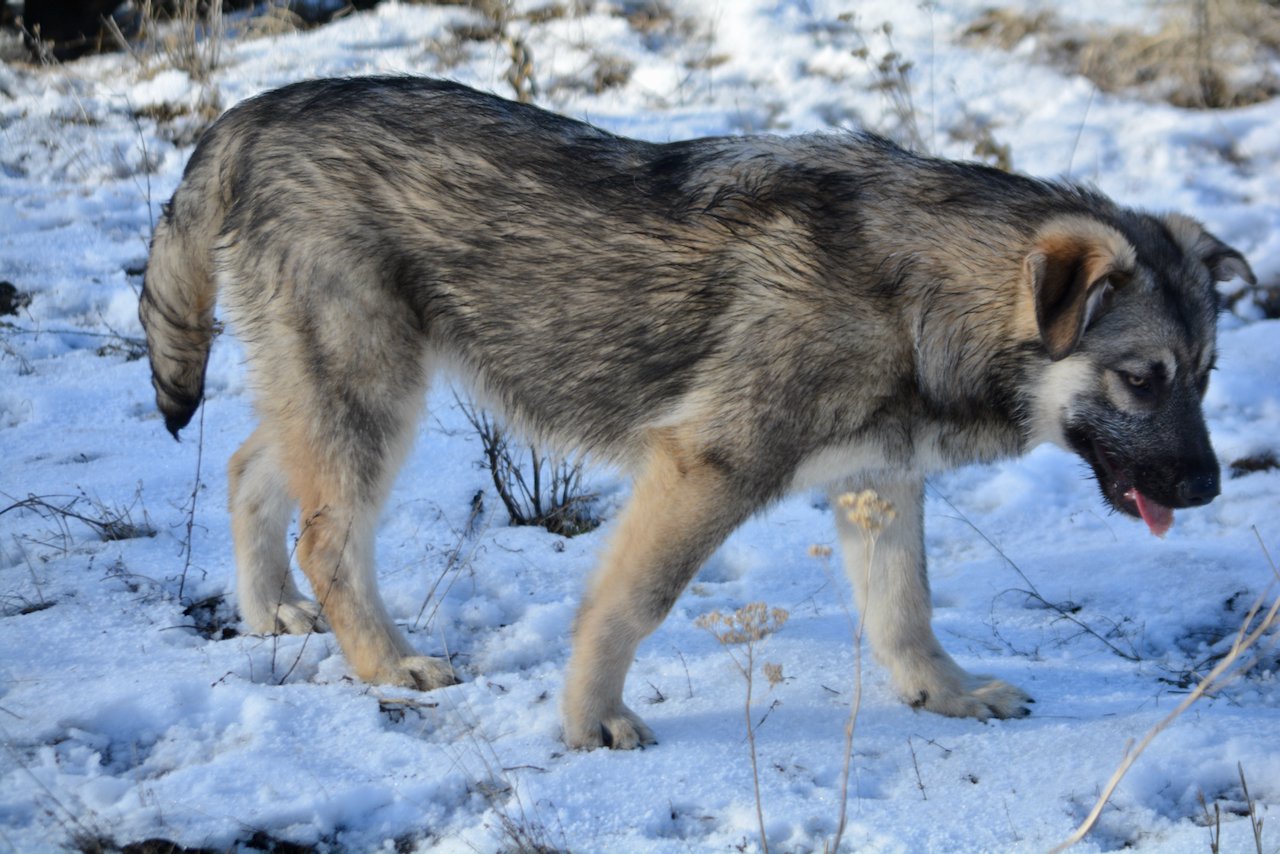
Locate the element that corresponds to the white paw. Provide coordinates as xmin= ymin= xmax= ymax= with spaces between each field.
xmin=563 ymin=703 xmax=657 ymax=750
xmin=377 ymin=655 xmax=459 ymax=692
xmin=244 ymin=598 xmax=328 ymax=635
xmin=906 ymin=673 xmax=1033 ymax=721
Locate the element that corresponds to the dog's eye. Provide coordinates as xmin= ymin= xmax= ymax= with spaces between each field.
xmin=1119 ymin=371 xmax=1154 ymax=396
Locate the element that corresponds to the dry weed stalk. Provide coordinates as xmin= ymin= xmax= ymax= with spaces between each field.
xmin=505 ymin=35 xmax=538 ymax=104
xmin=413 ymin=491 xmax=488 ymax=632
xmin=695 ymin=602 xmax=789 ymax=854
xmin=434 ymin=686 xmax=568 ymax=853
xmin=120 ymin=0 xmax=224 ymax=82
xmin=1 ymin=486 xmax=155 ymax=546
xmin=843 ymin=17 xmax=926 ymax=151
xmin=932 ymin=488 xmax=1142 ymax=661
xmin=1238 ymin=761 xmax=1266 ymax=854
xmin=164 ymin=0 xmax=223 ymax=83
xmin=1195 ymin=762 xmax=1266 ymax=854
xmin=1197 ymin=788 xmax=1223 ymax=854
xmin=1049 ymin=529 xmax=1278 ymax=853
xmin=826 ymin=489 xmax=895 ymax=853
xmin=1198 ymin=762 xmax=1270 ymax=854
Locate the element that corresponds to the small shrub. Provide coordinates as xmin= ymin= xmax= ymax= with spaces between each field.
xmin=456 ymin=396 xmax=598 ymax=537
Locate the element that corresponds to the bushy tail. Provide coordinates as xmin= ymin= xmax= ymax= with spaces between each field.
xmin=138 ymin=183 xmax=222 ymax=439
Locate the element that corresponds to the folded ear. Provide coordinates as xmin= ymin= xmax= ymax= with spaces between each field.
xmin=1162 ymin=212 xmax=1257 ymax=285
xmin=1025 ymin=216 xmax=1136 ymax=361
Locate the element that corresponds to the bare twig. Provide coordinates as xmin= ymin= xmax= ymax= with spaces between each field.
xmin=907 ymin=736 xmax=927 ymax=801
xmin=0 ymin=324 xmax=146 ymax=347
xmin=1 ymin=487 xmax=154 ymax=543
xmin=931 ymin=487 xmax=1141 ymax=661
xmin=673 ymin=646 xmax=694 ymax=699
xmin=413 ymin=495 xmax=488 ymax=631
xmin=176 ymin=403 xmax=205 ymax=601
xmin=1065 ymin=85 xmax=1095 ymax=178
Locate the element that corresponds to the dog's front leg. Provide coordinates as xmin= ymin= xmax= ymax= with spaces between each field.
xmin=563 ymin=432 xmax=754 ymax=749
xmin=829 ymin=475 xmax=1032 ymax=720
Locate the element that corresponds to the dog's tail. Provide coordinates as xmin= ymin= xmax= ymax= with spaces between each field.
xmin=138 ymin=134 xmax=231 ymax=439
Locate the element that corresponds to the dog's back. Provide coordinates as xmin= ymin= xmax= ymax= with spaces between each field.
xmin=145 ymin=77 xmax=1099 ymax=466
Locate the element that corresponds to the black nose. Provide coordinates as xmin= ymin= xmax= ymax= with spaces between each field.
xmin=1176 ymin=471 xmax=1220 ymax=507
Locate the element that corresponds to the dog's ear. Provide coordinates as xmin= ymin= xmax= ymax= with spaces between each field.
xmin=1025 ymin=217 xmax=1136 ymax=361
xmin=1162 ymin=212 xmax=1256 ymax=285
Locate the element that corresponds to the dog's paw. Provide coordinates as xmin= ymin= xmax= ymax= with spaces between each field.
xmin=275 ymin=599 xmax=329 ymax=634
xmin=245 ymin=598 xmax=329 ymax=635
xmin=378 ymin=655 xmax=459 ymax=692
xmin=563 ymin=704 xmax=657 ymax=750
xmin=907 ymin=674 xmax=1033 ymax=721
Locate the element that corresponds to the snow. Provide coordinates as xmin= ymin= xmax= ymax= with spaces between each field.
xmin=1 ymin=1 xmax=1278 ymax=851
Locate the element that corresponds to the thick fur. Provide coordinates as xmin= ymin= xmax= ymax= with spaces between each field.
xmin=139 ymin=77 xmax=1254 ymax=749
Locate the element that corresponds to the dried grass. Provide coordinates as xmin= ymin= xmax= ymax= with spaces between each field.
xmin=965 ymin=1 xmax=1280 ymax=109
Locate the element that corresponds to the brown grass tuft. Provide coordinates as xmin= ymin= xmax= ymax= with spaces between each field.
xmin=965 ymin=1 xmax=1280 ymax=109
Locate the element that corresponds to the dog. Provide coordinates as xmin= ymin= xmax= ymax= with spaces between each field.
xmin=139 ymin=76 xmax=1254 ymax=749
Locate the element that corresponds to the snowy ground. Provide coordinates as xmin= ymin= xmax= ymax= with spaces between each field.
xmin=2 ymin=1 xmax=1279 ymax=851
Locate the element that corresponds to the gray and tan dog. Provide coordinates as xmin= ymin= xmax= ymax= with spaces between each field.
xmin=140 ymin=77 xmax=1254 ymax=749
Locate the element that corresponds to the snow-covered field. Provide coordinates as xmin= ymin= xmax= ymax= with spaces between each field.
xmin=2 ymin=1 xmax=1278 ymax=851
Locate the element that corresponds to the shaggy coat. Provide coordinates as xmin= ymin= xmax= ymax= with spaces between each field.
xmin=141 ymin=77 xmax=1253 ymax=748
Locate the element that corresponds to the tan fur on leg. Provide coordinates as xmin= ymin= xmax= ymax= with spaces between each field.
xmin=289 ymin=466 xmax=457 ymax=691
xmin=563 ymin=430 xmax=752 ymax=749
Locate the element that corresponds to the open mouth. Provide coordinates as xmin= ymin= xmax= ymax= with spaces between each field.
xmin=1085 ymin=439 xmax=1174 ymax=538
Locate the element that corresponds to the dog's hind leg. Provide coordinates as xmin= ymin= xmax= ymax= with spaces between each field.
xmin=280 ymin=392 xmax=457 ymax=690
xmin=830 ymin=475 xmax=1032 ymax=720
xmin=562 ymin=430 xmax=756 ymax=749
xmin=245 ymin=296 xmax=456 ymax=691
xmin=229 ymin=425 xmax=326 ymax=635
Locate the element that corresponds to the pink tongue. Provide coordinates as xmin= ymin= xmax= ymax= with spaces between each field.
xmin=1125 ymin=488 xmax=1174 ymax=538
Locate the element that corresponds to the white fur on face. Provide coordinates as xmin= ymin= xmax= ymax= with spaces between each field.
xmin=1027 ymin=356 xmax=1094 ymax=449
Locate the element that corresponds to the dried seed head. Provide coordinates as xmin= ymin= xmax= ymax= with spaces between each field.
xmin=808 ymin=543 xmax=834 ymax=559
xmin=837 ymin=489 xmax=897 ymax=535
xmin=694 ymin=610 xmax=729 ymax=632
xmin=762 ymin=662 xmax=784 ymax=688
xmin=696 ymin=602 xmax=790 ymax=645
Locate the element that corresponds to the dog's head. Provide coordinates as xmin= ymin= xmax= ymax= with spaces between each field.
xmin=1024 ymin=212 xmax=1255 ymax=536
